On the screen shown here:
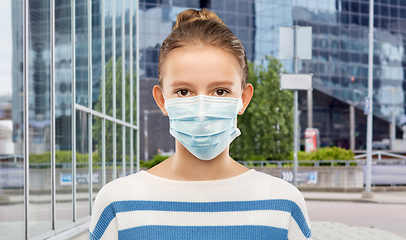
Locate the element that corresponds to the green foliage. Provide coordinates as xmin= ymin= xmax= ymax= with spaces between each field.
xmin=29 ymin=151 xmax=169 ymax=169
xmin=29 ymin=150 xmax=99 ymax=168
xmin=288 ymin=147 xmax=355 ymax=161
xmin=230 ymin=56 xmax=294 ymax=160
xmin=93 ymin=57 xmax=137 ymax=163
xmin=55 ymin=150 xmax=72 ymax=163
xmin=28 ymin=152 xmax=47 ymax=164
xmin=245 ymin=154 xmax=267 ymax=161
xmin=139 ymin=154 xmax=169 ymax=169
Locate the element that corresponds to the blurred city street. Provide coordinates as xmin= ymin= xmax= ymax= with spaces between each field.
xmin=311 ymin=221 xmax=405 ymax=240
xmin=304 ymin=191 xmax=406 ymax=239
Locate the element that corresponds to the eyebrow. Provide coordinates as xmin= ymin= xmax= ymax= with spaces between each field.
xmin=169 ymin=80 xmax=236 ymax=88
xmin=207 ymin=80 xmax=236 ymax=88
xmin=169 ymin=80 xmax=194 ymax=88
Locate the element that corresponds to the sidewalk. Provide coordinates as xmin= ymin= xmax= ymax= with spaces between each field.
xmin=311 ymin=221 xmax=406 ymax=240
xmin=302 ymin=190 xmax=406 ymax=204
xmin=304 ymin=191 xmax=406 ymax=240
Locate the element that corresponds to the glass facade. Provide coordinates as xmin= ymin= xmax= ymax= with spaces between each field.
xmin=0 ymin=0 xmax=139 ymax=239
xmin=0 ymin=1 xmax=25 ymax=239
xmin=138 ymin=0 xmax=406 ymax=155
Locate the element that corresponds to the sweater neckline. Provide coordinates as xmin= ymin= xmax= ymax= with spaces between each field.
xmin=139 ymin=169 xmax=255 ymax=184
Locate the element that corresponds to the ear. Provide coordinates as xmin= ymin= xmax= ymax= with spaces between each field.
xmin=238 ymin=83 xmax=254 ymax=115
xmin=152 ymin=85 xmax=168 ymax=116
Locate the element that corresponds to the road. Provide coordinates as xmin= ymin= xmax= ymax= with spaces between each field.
xmin=306 ymin=200 xmax=406 ymax=238
xmin=364 ymin=165 xmax=406 ymax=185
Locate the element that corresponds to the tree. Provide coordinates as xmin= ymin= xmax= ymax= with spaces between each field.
xmin=230 ymin=56 xmax=294 ymax=160
xmin=93 ymin=57 xmax=136 ymax=166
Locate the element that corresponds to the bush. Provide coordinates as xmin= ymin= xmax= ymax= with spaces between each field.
xmin=288 ymin=147 xmax=355 ymax=163
xmin=29 ymin=150 xmax=107 ymax=168
xmin=29 ymin=151 xmax=170 ymax=169
xmin=244 ymin=154 xmax=267 ymax=161
xmin=139 ymin=154 xmax=169 ymax=169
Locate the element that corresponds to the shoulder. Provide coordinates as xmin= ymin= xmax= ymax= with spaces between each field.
xmin=89 ymin=172 xmax=148 ymax=237
xmin=91 ymin=171 xmax=152 ymax=220
xmin=94 ymin=171 xmax=148 ymax=205
xmin=247 ymin=170 xmax=306 ymax=203
xmin=249 ymin=170 xmax=299 ymax=192
xmin=248 ymin=171 xmax=312 ymax=238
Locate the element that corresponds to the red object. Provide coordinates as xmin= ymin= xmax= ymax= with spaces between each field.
xmin=305 ymin=128 xmax=319 ymax=152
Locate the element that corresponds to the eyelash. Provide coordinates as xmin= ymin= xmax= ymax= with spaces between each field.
xmin=175 ymin=89 xmax=191 ymax=97
xmin=174 ymin=88 xmax=230 ymax=97
xmin=213 ymin=89 xmax=229 ymax=96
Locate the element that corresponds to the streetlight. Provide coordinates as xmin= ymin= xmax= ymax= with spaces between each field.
xmin=362 ymin=0 xmax=374 ymax=199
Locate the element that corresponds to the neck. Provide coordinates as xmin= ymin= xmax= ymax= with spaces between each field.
xmin=151 ymin=140 xmax=248 ymax=181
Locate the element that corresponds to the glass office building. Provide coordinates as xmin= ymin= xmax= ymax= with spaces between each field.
xmin=1 ymin=0 xmax=406 ymax=239
xmin=138 ymin=0 xmax=406 ymax=157
xmin=0 ymin=0 xmax=139 ymax=239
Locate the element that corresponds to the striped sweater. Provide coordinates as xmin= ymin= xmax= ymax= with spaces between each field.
xmin=89 ymin=169 xmax=312 ymax=240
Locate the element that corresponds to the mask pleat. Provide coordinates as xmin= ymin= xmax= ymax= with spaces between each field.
xmin=165 ymin=95 xmax=243 ymax=160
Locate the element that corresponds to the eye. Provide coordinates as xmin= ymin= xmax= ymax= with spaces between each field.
xmin=213 ymin=89 xmax=229 ymax=97
xmin=175 ymin=89 xmax=191 ymax=97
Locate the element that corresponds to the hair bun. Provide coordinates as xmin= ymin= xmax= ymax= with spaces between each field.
xmin=172 ymin=8 xmax=225 ymax=31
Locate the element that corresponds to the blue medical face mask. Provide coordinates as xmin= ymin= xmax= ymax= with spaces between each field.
xmin=164 ymin=95 xmax=243 ymax=160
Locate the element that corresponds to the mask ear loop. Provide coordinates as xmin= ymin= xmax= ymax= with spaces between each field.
xmin=238 ymin=89 xmax=244 ymax=114
xmin=162 ymin=93 xmax=168 ymax=115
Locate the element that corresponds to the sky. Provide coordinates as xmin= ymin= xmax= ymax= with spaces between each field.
xmin=0 ymin=0 xmax=12 ymax=97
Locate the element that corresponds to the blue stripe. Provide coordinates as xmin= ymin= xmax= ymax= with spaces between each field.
xmin=89 ymin=231 xmax=97 ymax=240
xmin=91 ymin=199 xmax=311 ymax=239
xmin=91 ymin=202 xmax=117 ymax=239
xmin=118 ymin=225 xmax=288 ymax=240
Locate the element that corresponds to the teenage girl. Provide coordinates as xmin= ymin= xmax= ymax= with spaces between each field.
xmin=89 ymin=8 xmax=312 ymax=240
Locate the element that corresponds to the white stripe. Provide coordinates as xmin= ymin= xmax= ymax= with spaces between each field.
xmin=117 ymin=210 xmax=290 ymax=231
xmin=288 ymin=215 xmax=311 ymax=240
xmin=98 ymin=217 xmax=118 ymax=240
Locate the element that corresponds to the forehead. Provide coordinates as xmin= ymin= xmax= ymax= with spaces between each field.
xmin=162 ymin=45 xmax=242 ymax=88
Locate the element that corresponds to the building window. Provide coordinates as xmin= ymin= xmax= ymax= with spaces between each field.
xmin=0 ymin=0 xmax=139 ymax=239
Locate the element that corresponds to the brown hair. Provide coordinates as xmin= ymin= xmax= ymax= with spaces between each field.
xmin=158 ymin=8 xmax=248 ymax=89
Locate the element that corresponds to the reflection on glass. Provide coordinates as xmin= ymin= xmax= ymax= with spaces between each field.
xmin=76 ymin=110 xmax=90 ymax=219
xmin=116 ymin=0 xmax=123 ymax=120
xmin=28 ymin=0 xmax=53 ymax=237
xmin=133 ymin=129 xmax=138 ymax=173
xmin=105 ymin=120 xmax=114 ymax=183
xmin=76 ymin=0 xmax=89 ymax=106
xmin=125 ymin=127 xmax=131 ymax=175
xmin=104 ymin=56 xmax=117 ymax=121
xmin=111 ymin=55 xmax=131 ymax=122
xmin=132 ymin=0 xmax=137 ymax=125
xmin=92 ymin=116 xmax=102 ymax=204
xmin=105 ymin=0 xmax=113 ymax=117
xmin=92 ymin=0 xmax=102 ymax=110
xmin=125 ymin=0 xmax=131 ymax=123
xmin=116 ymin=124 xmax=123 ymax=178
xmin=0 ymin=0 xmax=24 ymax=238
xmin=55 ymin=0 xmax=73 ymax=229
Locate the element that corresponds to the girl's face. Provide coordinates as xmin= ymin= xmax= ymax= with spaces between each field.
xmin=153 ymin=45 xmax=253 ymax=115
